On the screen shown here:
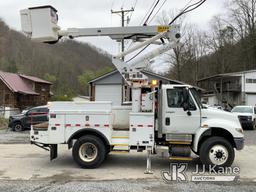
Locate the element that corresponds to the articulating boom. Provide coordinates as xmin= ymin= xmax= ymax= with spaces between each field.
xmin=20 ymin=5 xmax=181 ymax=86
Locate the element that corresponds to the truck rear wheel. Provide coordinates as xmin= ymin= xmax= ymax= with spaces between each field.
xmin=72 ymin=135 xmax=106 ymax=168
xmin=199 ymin=136 xmax=234 ymax=170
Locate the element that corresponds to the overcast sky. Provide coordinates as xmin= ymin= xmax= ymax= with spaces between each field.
xmin=0 ymin=0 xmax=225 ymax=72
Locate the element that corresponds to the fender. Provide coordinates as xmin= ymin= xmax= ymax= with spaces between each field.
xmin=192 ymin=118 xmax=242 ymax=152
xmin=67 ymin=128 xmax=110 ymax=149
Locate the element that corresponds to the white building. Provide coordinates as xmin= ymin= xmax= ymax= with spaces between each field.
xmin=89 ymin=70 xmax=186 ymax=106
xmin=198 ymin=70 xmax=256 ymax=106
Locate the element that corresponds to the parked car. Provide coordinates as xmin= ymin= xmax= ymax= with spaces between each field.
xmin=8 ymin=105 xmax=49 ymax=132
xmin=231 ymin=105 xmax=256 ymax=130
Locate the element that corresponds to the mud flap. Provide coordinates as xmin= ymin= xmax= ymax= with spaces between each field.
xmin=50 ymin=144 xmax=58 ymax=161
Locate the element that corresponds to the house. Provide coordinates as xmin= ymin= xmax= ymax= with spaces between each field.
xmin=0 ymin=71 xmax=52 ymax=110
xmin=197 ymin=70 xmax=256 ymax=107
xmin=89 ymin=70 xmax=186 ymax=106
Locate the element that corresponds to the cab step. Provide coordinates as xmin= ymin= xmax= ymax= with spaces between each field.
xmin=169 ymin=156 xmax=193 ymax=161
xmin=112 ymin=136 xmax=129 ymax=139
xmin=110 ymin=150 xmax=130 ymax=154
xmin=112 ymin=144 xmax=129 ymax=151
xmin=112 ymin=144 xmax=129 ymax=147
xmin=168 ymin=141 xmax=192 ymax=145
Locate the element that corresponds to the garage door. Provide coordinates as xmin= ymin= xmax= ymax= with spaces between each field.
xmin=95 ymin=85 xmax=122 ymax=106
xmin=246 ymin=94 xmax=256 ymax=106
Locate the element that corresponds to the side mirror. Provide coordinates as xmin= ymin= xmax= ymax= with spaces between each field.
xmin=182 ymin=88 xmax=189 ymax=111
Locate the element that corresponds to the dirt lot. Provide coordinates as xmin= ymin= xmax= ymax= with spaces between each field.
xmin=0 ymin=129 xmax=255 ymax=191
xmin=0 ymin=129 xmax=30 ymax=144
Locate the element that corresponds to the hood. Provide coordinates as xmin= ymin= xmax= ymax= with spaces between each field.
xmin=10 ymin=113 xmax=25 ymax=119
xmin=231 ymin=112 xmax=252 ymax=117
xmin=201 ymin=108 xmax=240 ymax=124
xmin=201 ymin=108 xmax=243 ymax=138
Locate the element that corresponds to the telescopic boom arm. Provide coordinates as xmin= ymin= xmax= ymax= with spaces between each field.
xmin=20 ymin=5 xmax=181 ymax=85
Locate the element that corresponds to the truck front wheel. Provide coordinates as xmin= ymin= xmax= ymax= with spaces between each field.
xmin=72 ymin=135 xmax=106 ymax=168
xmin=199 ymin=136 xmax=234 ymax=169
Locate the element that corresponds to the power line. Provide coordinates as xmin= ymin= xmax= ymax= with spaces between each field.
xmin=143 ymin=0 xmax=160 ymax=25
xmin=140 ymin=0 xmax=158 ymax=25
xmin=169 ymin=0 xmax=207 ymax=25
xmin=128 ymin=0 xmax=138 ymax=24
xmin=148 ymin=0 xmax=168 ymax=24
xmin=126 ymin=44 xmax=150 ymax=63
xmin=128 ymin=0 xmax=207 ymax=61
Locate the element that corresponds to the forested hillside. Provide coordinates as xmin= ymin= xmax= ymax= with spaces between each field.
xmin=0 ymin=20 xmax=113 ymax=98
xmin=165 ymin=0 xmax=256 ymax=85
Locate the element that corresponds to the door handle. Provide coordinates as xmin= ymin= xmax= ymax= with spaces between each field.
xmin=165 ymin=117 xmax=170 ymax=126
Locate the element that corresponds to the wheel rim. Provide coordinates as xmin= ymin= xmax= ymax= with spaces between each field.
xmin=209 ymin=145 xmax=229 ymax=165
xmin=15 ymin=124 xmax=22 ymax=131
xmin=79 ymin=142 xmax=98 ymax=162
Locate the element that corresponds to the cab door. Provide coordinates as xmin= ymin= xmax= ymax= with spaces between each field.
xmin=162 ymin=87 xmax=201 ymax=134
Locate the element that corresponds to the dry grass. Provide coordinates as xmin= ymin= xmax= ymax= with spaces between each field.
xmin=0 ymin=117 xmax=8 ymax=130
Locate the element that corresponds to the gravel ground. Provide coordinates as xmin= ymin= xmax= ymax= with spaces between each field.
xmin=0 ymin=179 xmax=255 ymax=192
xmin=0 ymin=129 xmax=30 ymax=144
xmin=0 ymin=129 xmax=255 ymax=192
xmin=244 ymin=130 xmax=256 ymax=145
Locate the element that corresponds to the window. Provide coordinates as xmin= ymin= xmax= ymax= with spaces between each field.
xmin=167 ymin=89 xmax=184 ymax=108
xmin=38 ymin=108 xmax=49 ymax=113
xmin=167 ymin=88 xmax=197 ymax=110
xmin=5 ymin=94 xmax=10 ymax=102
xmin=231 ymin=106 xmax=253 ymax=113
xmin=246 ymin=78 xmax=256 ymax=83
xmin=254 ymin=107 xmax=256 ymax=114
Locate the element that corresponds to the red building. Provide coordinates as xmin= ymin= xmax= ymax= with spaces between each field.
xmin=0 ymin=71 xmax=52 ymax=109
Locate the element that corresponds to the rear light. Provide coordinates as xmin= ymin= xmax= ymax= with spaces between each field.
xmin=50 ymin=114 xmax=56 ymax=118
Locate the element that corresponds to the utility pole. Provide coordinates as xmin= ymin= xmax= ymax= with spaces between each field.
xmin=111 ymin=7 xmax=134 ymax=60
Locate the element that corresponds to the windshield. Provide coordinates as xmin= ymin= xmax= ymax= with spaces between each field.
xmin=231 ymin=107 xmax=253 ymax=113
xmin=189 ymin=88 xmax=203 ymax=109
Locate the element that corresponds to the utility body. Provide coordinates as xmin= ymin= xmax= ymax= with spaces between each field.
xmin=20 ymin=5 xmax=244 ymax=172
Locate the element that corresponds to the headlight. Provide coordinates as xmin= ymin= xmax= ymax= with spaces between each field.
xmin=236 ymin=128 xmax=244 ymax=134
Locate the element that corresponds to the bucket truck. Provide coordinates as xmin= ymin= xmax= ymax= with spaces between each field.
xmin=20 ymin=5 xmax=244 ymax=172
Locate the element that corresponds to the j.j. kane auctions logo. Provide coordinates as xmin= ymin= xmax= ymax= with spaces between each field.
xmin=162 ymin=163 xmax=240 ymax=182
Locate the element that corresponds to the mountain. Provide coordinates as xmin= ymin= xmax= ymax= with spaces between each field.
xmin=0 ymin=19 xmax=113 ymax=97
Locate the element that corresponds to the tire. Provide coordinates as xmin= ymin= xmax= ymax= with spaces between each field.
xmin=199 ymin=136 xmax=234 ymax=170
xmin=72 ymin=135 xmax=106 ymax=168
xmin=12 ymin=122 xmax=24 ymax=132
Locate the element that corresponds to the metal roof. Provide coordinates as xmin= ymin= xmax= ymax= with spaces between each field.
xmin=88 ymin=70 xmax=185 ymax=84
xmin=0 ymin=71 xmax=51 ymax=95
xmin=19 ymin=74 xmax=52 ymax=84
xmin=197 ymin=69 xmax=256 ymax=82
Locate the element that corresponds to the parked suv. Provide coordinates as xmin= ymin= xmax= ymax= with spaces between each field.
xmin=231 ymin=105 xmax=256 ymax=130
xmin=8 ymin=106 xmax=49 ymax=132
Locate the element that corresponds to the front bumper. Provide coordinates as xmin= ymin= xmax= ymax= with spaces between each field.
xmin=240 ymin=120 xmax=254 ymax=129
xmin=234 ymin=137 xmax=244 ymax=150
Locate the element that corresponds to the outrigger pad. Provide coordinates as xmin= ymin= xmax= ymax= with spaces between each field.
xmin=50 ymin=144 xmax=58 ymax=161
